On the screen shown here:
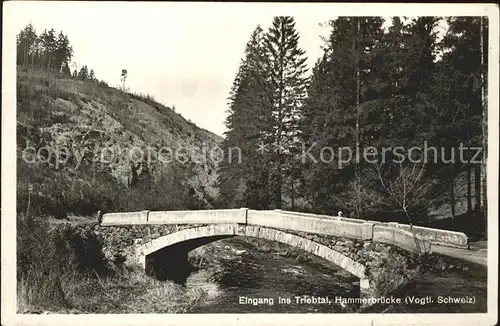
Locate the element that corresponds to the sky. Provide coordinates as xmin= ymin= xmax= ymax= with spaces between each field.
xmin=6 ymin=2 xmax=476 ymax=137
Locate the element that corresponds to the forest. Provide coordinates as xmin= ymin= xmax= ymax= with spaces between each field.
xmin=217 ymin=17 xmax=488 ymax=236
xmin=16 ymin=17 xmax=489 ymax=234
xmin=17 ymin=23 xmax=99 ymax=81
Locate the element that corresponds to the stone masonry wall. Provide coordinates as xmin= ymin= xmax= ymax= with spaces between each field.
xmin=92 ymin=223 xmax=421 ymax=297
xmin=92 ymin=223 xmax=209 ymax=262
xmin=285 ymin=229 xmax=421 ymax=297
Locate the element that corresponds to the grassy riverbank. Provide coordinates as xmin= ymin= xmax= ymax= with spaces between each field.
xmin=18 ymin=269 xmax=206 ymax=314
xmin=17 ymin=216 xmax=206 ymax=314
xmin=361 ymin=258 xmax=487 ymax=313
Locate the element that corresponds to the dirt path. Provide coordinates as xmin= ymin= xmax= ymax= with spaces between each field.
xmin=432 ymin=243 xmax=487 ymax=266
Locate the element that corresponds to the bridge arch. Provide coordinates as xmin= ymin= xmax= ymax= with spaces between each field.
xmin=134 ymin=223 xmax=367 ymax=280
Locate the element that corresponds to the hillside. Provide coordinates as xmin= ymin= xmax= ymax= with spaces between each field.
xmin=16 ymin=68 xmax=223 ymax=218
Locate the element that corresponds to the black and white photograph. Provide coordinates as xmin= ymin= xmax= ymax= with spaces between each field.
xmin=1 ymin=2 xmax=498 ymax=326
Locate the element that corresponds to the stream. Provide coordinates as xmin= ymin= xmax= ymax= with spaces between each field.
xmin=185 ymin=237 xmax=360 ymax=313
xmin=179 ymin=236 xmax=487 ymax=313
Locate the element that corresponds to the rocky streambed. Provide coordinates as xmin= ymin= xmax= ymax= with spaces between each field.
xmin=182 ymin=237 xmax=487 ymax=313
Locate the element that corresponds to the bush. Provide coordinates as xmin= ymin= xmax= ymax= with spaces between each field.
xmin=17 ymin=156 xmax=125 ymax=218
xmin=17 ymin=72 xmax=81 ymax=129
xmin=98 ymin=80 xmax=109 ymax=87
xmin=130 ymin=91 xmax=157 ymax=107
xmin=18 ymin=150 xmax=205 ymax=219
xmin=118 ymin=273 xmax=206 ymax=313
xmin=17 ymin=216 xmax=207 ymax=313
xmin=17 ymin=217 xmax=112 ymax=312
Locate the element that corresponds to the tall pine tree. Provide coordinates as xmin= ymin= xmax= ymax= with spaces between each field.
xmin=300 ymin=17 xmax=385 ymax=217
xmin=435 ymin=17 xmax=488 ymax=227
xmin=218 ymin=26 xmax=274 ymax=209
xmin=264 ymin=16 xmax=309 ymax=209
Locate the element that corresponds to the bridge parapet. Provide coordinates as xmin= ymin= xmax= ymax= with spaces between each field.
xmin=384 ymin=223 xmax=468 ymax=248
xmin=101 ymin=208 xmax=248 ymax=226
xmin=100 ymin=208 xmax=467 ymax=250
xmin=148 ymin=208 xmax=248 ymax=225
xmin=102 ymin=210 xmax=150 ymax=225
xmin=247 ymin=210 xmax=372 ymax=241
xmin=252 ymin=210 xmax=430 ymax=254
xmin=272 ymin=210 xmax=467 ymax=249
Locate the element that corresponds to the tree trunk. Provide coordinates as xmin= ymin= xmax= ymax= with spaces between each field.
xmin=275 ymin=165 xmax=282 ymax=209
xmin=467 ymin=165 xmax=472 ymax=212
xmin=353 ymin=18 xmax=362 ymax=217
xmin=480 ymin=16 xmax=488 ymax=224
xmin=354 ymin=18 xmax=361 ymax=180
xmin=24 ymin=43 xmax=28 ymax=67
xmin=474 ymin=164 xmax=481 ymax=212
xmin=450 ymin=170 xmax=456 ymax=219
xmin=274 ymin=25 xmax=286 ymax=210
xmin=129 ymin=162 xmax=138 ymax=188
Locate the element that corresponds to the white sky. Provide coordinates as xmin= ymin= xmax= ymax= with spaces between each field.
xmin=6 ymin=2 xmax=486 ymax=137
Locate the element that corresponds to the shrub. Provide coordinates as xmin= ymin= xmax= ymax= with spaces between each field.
xmin=16 ymin=217 xmax=112 ymax=312
xmin=17 ymin=71 xmax=80 ymax=128
xmin=17 ymin=156 xmax=126 ymax=218
xmin=130 ymin=91 xmax=157 ymax=107
xmin=98 ymin=80 xmax=109 ymax=87
xmin=17 ymin=216 xmax=207 ymax=313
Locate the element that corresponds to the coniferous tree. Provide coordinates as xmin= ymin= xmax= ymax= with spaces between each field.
xmin=218 ymin=26 xmax=274 ymax=209
xmin=16 ymin=24 xmax=73 ymax=71
xmin=435 ymin=17 xmax=488 ymax=226
xmin=215 ymin=16 xmax=487 ymax=237
xmin=300 ymin=17 xmax=385 ymax=216
xmin=121 ymin=69 xmax=128 ymax=89
xmin=300 ymin=54 xmax=350 ymax=212
xmin=78 ymin=65 xmax=89 ymax=80
xmin=372 ymin=17 xmax=444 ymax=218
xmin=54 ymin=31 xmax=73 ymax=71
xmin=61 ymin=62 xmax=71 ymax=77
xmin=38 ymin=29 xmax=57 ymax=70
xmin=264 ymin=16 xmax=309 ymax=209
xmin=16 ymin=23 xmax=37 ymax=67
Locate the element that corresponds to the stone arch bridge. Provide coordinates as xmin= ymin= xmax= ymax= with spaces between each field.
xmin=99 ymin=208 xmax=468 ymax=302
